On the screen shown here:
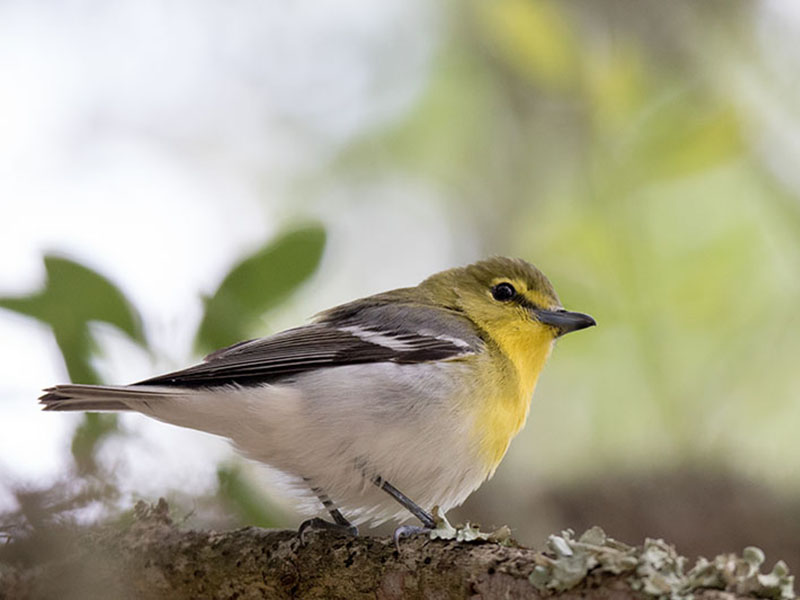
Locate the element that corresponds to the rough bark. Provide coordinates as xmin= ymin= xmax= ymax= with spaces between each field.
xmin=0 ymin=500 xmax=792 ymax=600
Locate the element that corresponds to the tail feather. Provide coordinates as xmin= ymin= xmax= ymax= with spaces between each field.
xmin=41 ymin=398 xmax=133 ymax=412
xmin=39 ymin=384 xmax=189 ymax=412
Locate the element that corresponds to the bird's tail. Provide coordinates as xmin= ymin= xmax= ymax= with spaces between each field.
xmin=39 ymin=384 xmax=187 ymax=412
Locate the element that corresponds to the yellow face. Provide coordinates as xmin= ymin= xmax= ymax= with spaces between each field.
xmin=481 ymin=273 xmax=562 ymax=383
xmin=419 ymin=256 xmax=594 ymax=404
xmin=451 ymin=257 xmax=574 ymax=345
xmin=459 ymin=272 xmax=561 ymax=392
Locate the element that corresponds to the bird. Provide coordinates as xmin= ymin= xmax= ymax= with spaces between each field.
xmin=40 ymin=256 xmax=595 ymax=537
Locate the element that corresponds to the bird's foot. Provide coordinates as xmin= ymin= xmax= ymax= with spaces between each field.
xmin=392 ymin=524 xmax=431 ymax=552
xmin=298 ymin=517 xmax=358 ymax=545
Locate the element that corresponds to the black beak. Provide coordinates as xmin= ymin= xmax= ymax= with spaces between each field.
xmin=533 ymin=309 xmax=596 ymax=337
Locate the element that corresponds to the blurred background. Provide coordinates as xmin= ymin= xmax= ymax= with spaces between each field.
xmin=1 ymin=0 xmax=799 ymax=577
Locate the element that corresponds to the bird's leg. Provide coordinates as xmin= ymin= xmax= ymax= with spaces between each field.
xmin=371 ymin=475 xmax=436 ymax=528
xmin=315 ymin=485 xmax=355 ymax=528
xmin=371 ymin=474 xmax=436 ymax=549
xmin=298 ymin=480 xmax=358 ymax=543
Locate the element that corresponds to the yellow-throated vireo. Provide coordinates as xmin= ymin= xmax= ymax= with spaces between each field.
xmin=41 ymin=257 xmax=595 ymax=536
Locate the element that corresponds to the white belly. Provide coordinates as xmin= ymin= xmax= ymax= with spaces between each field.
xmin=142 ymin=361 xmax=491 ymax=524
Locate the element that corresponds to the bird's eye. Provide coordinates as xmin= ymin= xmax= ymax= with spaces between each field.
xmin=491 ymin=282 xmax=516 ymax=302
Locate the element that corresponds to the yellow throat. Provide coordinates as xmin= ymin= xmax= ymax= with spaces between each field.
xmin=476 ymin=321 xmax=555 ymax=472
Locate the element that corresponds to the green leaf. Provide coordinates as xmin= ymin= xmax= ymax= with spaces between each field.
xmin=0 ymin=254 xmax=146 ymax=384
xmin=71 ymin=413 xmax=120 ymax=476
xmin=195 ymin=224 xmax=326 ymax=353
xmin=42 ymin=256 xmax=145 ymax=345
xmin=0 ymin=255 xmax=145 ymax=475
xmin=217 ymin=464 xmax=287 ymax=528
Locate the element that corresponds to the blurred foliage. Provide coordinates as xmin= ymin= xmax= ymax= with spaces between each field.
xmin=0 ymin=255 xmax=145 ymax=474
xmin=0 ymin=255 xmax=145 ymax=385
xmin=0 ymin=224 xmax=326 ymax=537
xmin=196 ymin=225 xmax=326 ymax=353
xmin=216 ymin=464 xmax=288 ymax=528
xmin=328 ymin=0 xmax=800 ymax=488
xmin=475 ymin=0 xmax=579 ymax=90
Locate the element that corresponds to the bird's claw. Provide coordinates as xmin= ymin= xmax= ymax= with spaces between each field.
xmin=392 ymin=525 xmax=431 ymax=552
xmin=298 ymin=517 xmax=358 ymax=545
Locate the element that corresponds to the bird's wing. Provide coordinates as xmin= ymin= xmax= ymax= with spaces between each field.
xmin=136 ymin=303 xmax=483 ymax=388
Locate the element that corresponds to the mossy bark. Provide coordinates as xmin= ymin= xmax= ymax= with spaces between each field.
xmin=0 ymin=500 xmax=779 ymax=600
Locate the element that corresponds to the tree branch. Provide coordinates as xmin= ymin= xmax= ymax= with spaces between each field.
xmin=0 ymin=499 xmax=794 ymax=600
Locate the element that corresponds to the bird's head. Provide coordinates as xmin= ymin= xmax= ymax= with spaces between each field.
xmin=420 ymin=256 xmax=595 ymax=341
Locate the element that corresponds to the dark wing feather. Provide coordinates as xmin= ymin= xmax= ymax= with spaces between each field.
xmin=136 ymin=303 xmax=482 ymax=388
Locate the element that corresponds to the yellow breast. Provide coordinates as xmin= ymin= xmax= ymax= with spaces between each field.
xmin=474 ymin=322 xmax=554 ymax=473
